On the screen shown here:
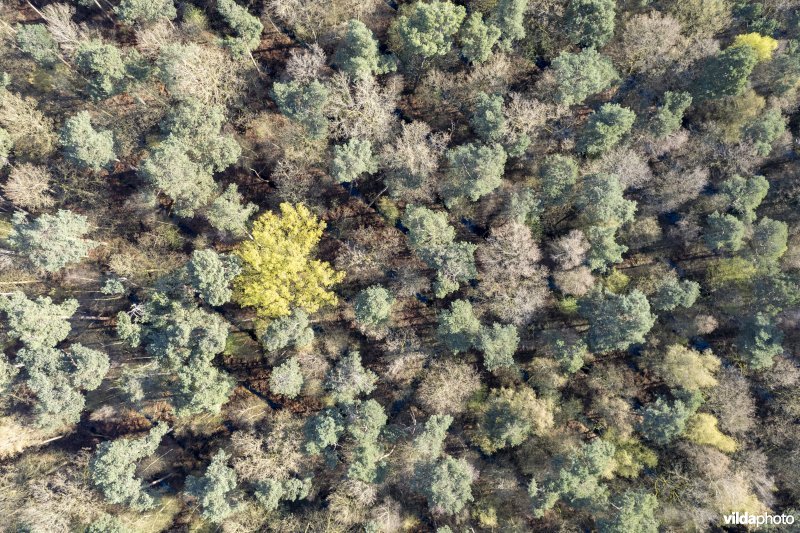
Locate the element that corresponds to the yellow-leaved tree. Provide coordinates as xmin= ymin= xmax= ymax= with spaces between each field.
xmin=733 ymin=33 xmax=779 ymax=61
xmin=234 ymin=203 xmax=344 ymax=318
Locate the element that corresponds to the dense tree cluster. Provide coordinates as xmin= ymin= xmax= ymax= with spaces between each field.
xmin=1 ymin=0 xmax=799 ymax=531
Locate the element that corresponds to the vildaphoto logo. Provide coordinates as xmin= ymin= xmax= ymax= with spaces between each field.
xmin=723 ymin=512 xmax=795 ymax=526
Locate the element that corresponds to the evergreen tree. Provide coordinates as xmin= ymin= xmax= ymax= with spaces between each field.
xmin=8 ymin=210 xmax=98 ymax=272
xmin=458 ymin=12 xmax=500 ymax=64
xmin=185 ymin=449 xmax=238 ymax=523
xmin=60 ymin=111 xmax=115 ymax=171
xmin=704 ymin=212 xmax=746 ymax=252
xmin=586 ymin=225 xmax=628 ymax=271
xmin=271 ymin=80 xmax=330 ymax=139
xmin=539 ymin=154 xmax=579 ymax=207
xmin=414 ymin=456 xmax=474 ymax=515
xmin=531 ymin=439 xmax=616 ymax=517
xmin=331 ymin=138 xmax=378 ymax=184
xmin=743 ymin=108 xmax=786 ymax=156
xmin=650 ymin=277 xmax=700 ymax=312
xmin=580 ymin=289 xmax=655 ymax=353
xmin=470 ymin=92 xmax=505 ymax=143
xmin=413 ymin=414 xmax=453 ymax=461
xmin=16 ymin=24 xmax=59 ymax=67
xmin=490 ymin=0 xmax=527 ymax=48
xmin=638 ymin=396 xmax=694 ymax=445
xmin=478 ymin=323 xmax=519 ymax=372
xmin=205 ymin=184 xmax=258 ymax=238
xmin=325 ymin=351 xmax=377 ymax=404
xmin=441 ymin=142 xmax=507 ymax=206
xmin=186 ymin=249 xmax=242 ymax=306
xmin=719 ymin=174 xmax=768 ymax=223
xmin=333 ymin=20 xmax=396 ymax=80
xmin=0 ymin=291 xmax=78 ymax=350
xmin=437 ymin=299 xmax=481 ymax=353
xmin=269 ymin=357 xmax=304 ymax=398
xmin=75 ymin=40 xmax=126 ymax=99
xmin=471 ymin=387 xmax=553 ymax=453
xmin=389 ymin=1 xmax=466 ymax=61
xmin=552 ymin=48 xmax=618 ymax=106
xmin=259 ymin=309 xmax=314 ymax=352
xmin=693 ymin=44 xmax=758 ymax=100
xmin=216 ymin=0 xmax=263 ymax=57
xmin=736 ymin=312 xmax=783 ymax=370
xmin=599 ymin=491 xmax=659 ymax=533
xmin=565 ymin=0 xmax=616 ymax=48
xmin=90 ymin=423 xmax=170 ymax=510
xmin=576 ymin=173 xmax=636 ymax=227
xmin=577 ymin=104 xmax=636 ymax=156
xmin=353 ymin=285 xmax=394 ymax=327
xmin=116 ymin=0 xmax=177 ymax=25
xmin=747 ymin=217 xmax=788 ymax=266
xmin=651 ymin=91 xmax=692 ymax=138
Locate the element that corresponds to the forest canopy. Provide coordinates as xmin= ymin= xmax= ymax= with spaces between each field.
xmin=1 ymin=0 xmax=800 ymax=531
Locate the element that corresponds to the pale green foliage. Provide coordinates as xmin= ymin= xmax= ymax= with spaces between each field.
xmin=471 ymin=387 xmax=554 ymax=454
xmin=578 ymin=104 xmax=636 ymax=156
xmin=116 ymin=0 xmax=177 ymax=24
xmin=599 ymin=491 xmax=659 ymax=533
xmin=140 ymin=138 xmax=217 ymax=217
xmin=216 ymin=0 xmax=263 ymax=57
xmin=185 ymin=449 xmax=238 ymax=523
xmin=478 ymin=323 xmax=518 ymax=372
xmin=437 ymin=299 xmax=480 ymax=353
xmin=269 ymin=357 xmax=304 ymax=398
xmin=747 ymin=217 xmax=788 ymax=266
xmin=346 ymin=399 xmax=388 ymax=482
xmin=75 ymin=40 xmax=126 ymax=99
xmin=101 ymin=277 xmax=126 ymax=295
xmin=577 ymin=173 xmax=636 ymax=227
xmin=0 ymin=291 xmax=78 ymax=350
xmin=304 ymin=408 xmax=345 ymax=455
xmin=161 ymin=97 xmax=241 ymax=173
xmin=541 ymin=332 xmax=588 ymax=374
xmin=186 ymin=249 xmax=241 ymax=306
xmin=206 ymin=184 xmax=258 ymax=238
xmin=331 ymin=138 xmax=378 ymax=183
xmin=260 ymin=309 xmax=314 ymax=352
xmin=531 ymin=439 xmax=616 ymax=517
xmin=413 ymin=414 xmax=453 ymax=461
xmin=580 ymin=289 xmax=655 ymax=353
xmin=586 ymin=225 xmax=627 ymax=271
xmin=116 ymin=311 xmax=142 ymax=347
xmin=552 ymin=48 xmax=618 ymax=106
xmin=272 ymin=80 xmax=329 ymax=138
xmin=414 ymin=456 xmax=474 ymax=515
xmin=441 ymin=142 xmax=507 ymax=206
xmin=402 ymin=205 xmax=478 ymax=298
xmin=638 ymin=396 xmax=695 ymax=444
xmin=719 ymin=174 xmax=768 ymax=223
xmin=354 ymin=285 xmax=394 ymax=327
xmin=8 ymin=210 xmax=97 ymax=272
xmin=60 ymin=111 xmax=115 ymax=171
xmin=175 ymin=360 xmax=234 ymax=416
xmin=255 ymin=477 xmax=312 ymax=511
xmin=325 ymin=351 xmax=377 ymax=404
xmin=490 ymin=0 xmax=527 ymax=47
xmin=334 ymin=20 xmax=396 ymax=80
xmin=704 ymin=212 xmax=746 ymax=252
xmin=90 ymin=422 xmax=170 ymax=510
xmin=737 ymin=312 xmax=783 ymax=370
xmin=652 ymin=91 xmax=692 ymax=138
xmin=86 ymin=514 xmax=130 ymax=533
xmin=539 ymin=154 xmax=579 ymax=206
xmin=389 ymin=1 xmax=466 ymax=60
xmin=693 ymin=45 xmax=758 ymax=100
xmin=743 ymin=108 xmax=786 ymax=156
xmin=565 ymin=0 xmax=616 ymax=48
xmin=651 ymin=277 xmax=700 ymax=312
xmin=471 ymin=92 xmax=505 ymax=142
xmin=16 ymin=24 xmax=59 ymax=67
xmin=17 ymin=342 xmax=109 ymax=427
xmin=458 ymin=12 xmax=500 ymax=64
